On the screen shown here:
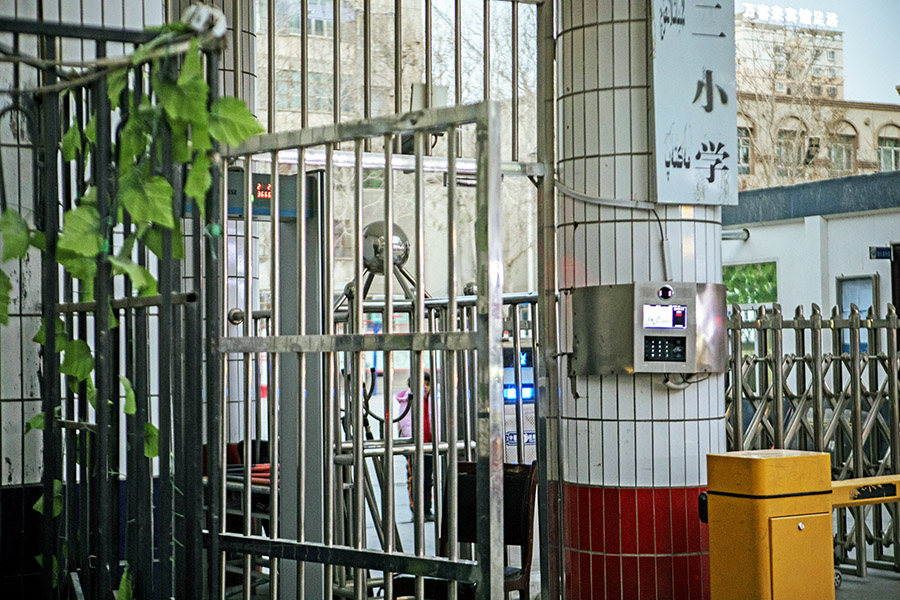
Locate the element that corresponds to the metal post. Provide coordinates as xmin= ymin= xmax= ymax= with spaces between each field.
xmin=810 ymin=304 xmax=825 ymax=452
xmin=848 ymin=304 xmax=866 ymax=577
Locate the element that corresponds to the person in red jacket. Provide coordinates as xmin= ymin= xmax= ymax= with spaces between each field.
xmin=395 ymin=370 xmax=433 ymax=522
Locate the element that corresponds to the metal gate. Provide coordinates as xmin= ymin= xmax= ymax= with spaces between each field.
xmin=210 ymin=102 xmax=507 ymax=599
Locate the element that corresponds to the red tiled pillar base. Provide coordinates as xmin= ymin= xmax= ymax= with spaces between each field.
xmin=563 ymin=483 xmax=710 ymax=600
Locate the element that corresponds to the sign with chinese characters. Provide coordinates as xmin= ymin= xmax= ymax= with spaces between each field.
xmin=742 ymin=3 xmax=838 ymax=29
xmin=651 ymin=0 xmax=738 ymax=205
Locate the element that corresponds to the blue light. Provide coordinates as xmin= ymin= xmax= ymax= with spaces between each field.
xmin=520 ymin=352 xmax=528 ymax=366
xmin=522 ymin=386 xmax=534 ymax=399
xmin=504 ymin=387 xmax=517 ymax=400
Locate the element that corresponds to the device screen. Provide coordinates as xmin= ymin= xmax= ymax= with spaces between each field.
xmin=642 ymin=304 xmax=687 ymax=329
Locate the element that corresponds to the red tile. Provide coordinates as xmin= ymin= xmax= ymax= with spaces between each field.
xmin=654 ymin=488 xmax=672 ymax=554
xmin=581 ymin=552 xmax=594 ymax=600
xmin=621 ymin=556 xmax=639 ymax=600
xmin=604 ymin=488 xmax=621 ymax=554
xmin=564 ymin=484 xmax=577 ymax=548
xmin=688 ymin=554 xmax=704 ymax=600
xmin=636 ymin=488 xmax=656 ymax=555
xmin=700 ymin=520 xmax=709 ymax=553
xmin=591 ymin=486 xmax=605 ymax=553
xmin=656 ymin=556 xmax=674 ymax=600
xmin=620 ymin=488 xmax=638 ymax=554
xmin=592 ymin=554 xmax=606 ymax=599
xmin=701 ymin=552 xmax=711 ymax=600
xmin=686 ymin=489 xmax=701 ymax=553
xmin=579 ymin=486 xmax=592 ymax=551
xmin=565 ymin=549 xmax=580 ymax=600
xmin=605 ymin=555 xmax=622 ymax=600
xmin=638 ymin=557 xmax=657 ymax=600
xmin=673 ymin=555 xmax=690 ymax=600
xmin=670 ymin=488 xmax=688 ymax=554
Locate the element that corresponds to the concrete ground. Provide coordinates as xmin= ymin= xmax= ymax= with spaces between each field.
xmin=837 ymin=567 xmax=900 ymax=599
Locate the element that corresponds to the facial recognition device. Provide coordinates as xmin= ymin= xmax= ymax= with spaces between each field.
xmin=571 ymin=282 xmax=728 ymax=375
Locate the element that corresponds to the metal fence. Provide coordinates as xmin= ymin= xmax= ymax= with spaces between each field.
xmin=726 ymin=302 xmax=900 ymax=576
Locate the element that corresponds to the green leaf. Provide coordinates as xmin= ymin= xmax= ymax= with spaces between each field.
xmin=184 ymin=152 xmax=210 ymax=218
xmin=61 ymin=123 xmax=82 ymax=161
xmin=120 ymin=375 xmax=136 ymax=415
xmin=78 ymin=187 xmax=97 ymax=207
xmin=29 ymin=230 xmax=45 ymax=251
xmin=209 ymin=97 xmax=264 ymax=146
xmin=142 ymin=222 xmax=185 ymax=260
xmin=32 ymin=317 xmax=67 ymax=352
xmin=144 ymin=422 xmax=159 ymax=458
xmin=192 ymin=118 xmax=211 ymax=153
xmin=84 ymin=114 xmax=97 ymax=145
xmin=57 ymin=251 xmax=97 ymax=281
xmin=108 ymin=69 xmax=128 ymax=110
xmin=109 ymin=305 xmax=119 ymax=329
xmin=109 ymin=255 xmax=158 ymax=296
xmin=32 ymin=479 xmax=64 ymax=518
xmin=61 ymin=339 xmax=94 ymax=382
xmin=170 ymin=119 xmax=191 ymax=163
xmin=119 ymin=105 xmax=152 ymax=171
xmin=0 ymin=269 xmax=10 ymax=326
xmin=155 ymin=41 xmax=209 ymax=127
xmin=85 ymin=378 xmax=97 ymax=410
xmin=59 ymin=205 xmax=103 ymax=258
xmin=0 ymin=209 xmax=30 ymax=261
xmin=119 ymin=164 xmax=175 ymax=228
xmin=24 ymin=412 xmax=44 ymax=433
xmin=118 ymin=565 xmax=133 ymax=600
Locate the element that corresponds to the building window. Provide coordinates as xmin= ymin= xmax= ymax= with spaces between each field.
xmin=776 ymin=129 xmax=804 ymax=177
xmin=879 ymin=137 xmax=900 ymax=171
xmin=828 ymin=134 xmax=854 ymax=175
xmin=737 ymin=127 xmax=752 ymax=174
xmin=827 ymin=86 xmax=837 ymax=98
xmin=275 ymin=70 xmax=333 ymax=112
xmin=828 ymin=67 xmax=837 ymax=79
xmin=811 ymin=85 xmax=822 ymax=96
xmin=287 ymin=0 xmax=334 ymax=37
xmin=827 ymin=49 xmax=836 ymax=61
xmin=775 ymin=82 xmax=785 ymax=92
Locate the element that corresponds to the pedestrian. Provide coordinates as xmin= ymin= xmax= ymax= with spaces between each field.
xmin=395 ymin=370 xmax=434 ymax=522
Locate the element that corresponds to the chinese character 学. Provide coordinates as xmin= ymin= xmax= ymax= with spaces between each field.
xmin=695 ymin=141 xmax=729 ymax=183
xmin=693 ymin=69 xmax=728 ymax=113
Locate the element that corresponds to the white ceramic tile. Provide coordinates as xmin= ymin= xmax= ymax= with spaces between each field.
xmin=650 ymin=383 xmax=669 ymax=420
xmin=681 ymin=220 xmax=697 ymax=282
xmin=684 ymin=383 xmax=699 ymax=420
xmin=1 ymin=401 xmax=22 ymax=484
xmin=684 ymin=420 xmax=701 ymax=487
xmin=615 ymin=156 xmax=632 ymax=204
xmin=573 ymin=29 xmax=585 ymax=93
xmin=587 ymin=375 xmax=602 ymax=419
xmin=573 ymin=94 xmax=586 ymax=158
xmin=669 ymin=421 xmax=687 ymax=487
xmin=669 ymin=386 xmax=685 ymax=420
xmin=599 ymin=219 xmax=616 ymax=283
xmin=632 ymin=218 xmax=651 ymax=282
xmin=614 ymin=89 xmax=632 ymax=153
xmin=653 ymin=421 xmax=670 ymax=486
xmin=598 ymin=91 xmax=615 ymax=153
xmin=636 ymin=421 xmax=654 ymax=486
xmin=695 ymin=221 xmax=708 ymax=284
xmin=585 ymin=91 xmax=600 ymax=157
xmin=603 ymin=420 xmax=620 ymax=485
xmin=618 ymin=375 xmax=636 ymax=420
xmin=561 ymin=0 xmax=571 ymax=37
xmin=586 ymin=222 xmax=601 ymax=287
xmin=572 ymin=0 xmax=584 ymax=28
xmin=589 ymin=420 xmax=604 ymax=485
xmin=601 ymin=375 xmax=619 ymax=420
xmin=615 ymin=217 xmax=633 ymax=283
xmin=584 ymin=27 xmax=599 ymax=91
xmin=699 ymin=419 xmax=711 ymax=484
xmin=584 ymin=0 xmax=597 ymax=25
xmin=0 ymin=317 xmax=21 ymax=399
xmin=713 ymin=416 xmax=727 ymax=454
xmin=577 ymin=420 xmax=591 ymax=484
xmin=635 ymin=377 xmax=653 ymax=420
xmin=576 ymin=373 xmax=589 ymax=419
xmin=613 ymin=0 xmax=630 ymax=20
xmin=629 ymin=20 xmax=648 ymax=86
xmin=630 ymin=88 xmax=649 ymax=153
xmin=597 ymin=24 xmax=614 ymax=87
xmin=619 ymin=421 xmax=637 ymax=487
xmin=597 ymin=0 xmax=613 ymax=21
xmin=613 ymin=22 xmax=631 ymax=87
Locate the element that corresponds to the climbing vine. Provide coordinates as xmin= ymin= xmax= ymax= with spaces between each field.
xmin=0 ymin=19 xmax=263 ymax=590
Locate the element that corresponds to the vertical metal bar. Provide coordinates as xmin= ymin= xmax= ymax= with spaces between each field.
xmin=153 ymin=58 xmax=177 ymax=596
xmin=413 ymin=128 xmax=426 ymax=599
xmin=511 ymin=0 xmax=519 ymax=161
xmin=323 ymin=143 xmax=336 ymax=600
xmin=268 ymin=0 xmax=276 ymax=133
xmin=730 ymin=307 xmax=744 ymax=451
xmin=811 ymin=304 xmax=825 ymax=452
xmin=352 ymin=139 xmax=367 ymax=599
xmin=39 ymin=32 xmax=61 ymax=600
xmin=483 ymin=0 xmax=490 ymax=101
xmin=446 ymin=125 xmax=459 ymax=600
xmin=394 ymin=0 xmax=403 ymax=124
xmin=887 ymin=304 xmax=900 ymax=571
xmin=172 ymin=177 xmax=186 ymax=600
xmin=771 ymin=305 xmax=785 ymax=448
xmin=536 ymin=0 xmax=561 ymax=593
xmin=94 ymin=41 xmax=114 ymax=599
xmin=269 ymin=149 xmax=281 ymax=598
xmin=474 ymin=102 xmax=504 ymax=600
xmin=333 ymin=0 xmax=342 ymax=123
xmin=302 ymin=0 xmax=309 ymax=128
xmin=382 ymin=135 xmax=395 ymax=600
xmin=242 ymin=156 xmax=255 ymax=600
xmin=297 ymin=148 xmax=308 ymax=598
xmin=793 ymin=306 xmax=807 ymax=450
xmin=425 ymin=0 xmax=432 ymax=110
xmin=233 ymin=0 xmax=243 ymax=100
xmin=454 ymin=0 xmax=462 ymax=108
xmin=512 ymin=308 xmax=525 ymax=463
xmin=849 ymin=305 xmax=866 ymax=577
xmin=364 ymin=0 xmax=371 ymax=123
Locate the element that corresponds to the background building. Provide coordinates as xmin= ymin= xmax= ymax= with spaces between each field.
xmin=734 ymin=5 xmax=900 ymax=189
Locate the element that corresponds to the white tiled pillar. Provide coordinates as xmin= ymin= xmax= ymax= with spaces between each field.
xmin=556 ymin=2 xmax=726 ymax=598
